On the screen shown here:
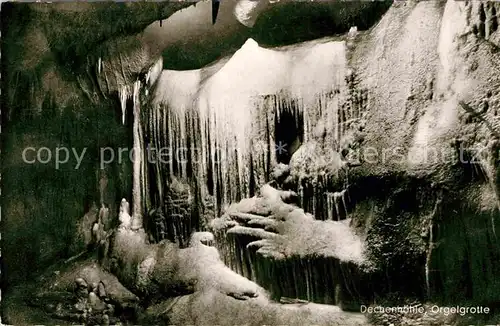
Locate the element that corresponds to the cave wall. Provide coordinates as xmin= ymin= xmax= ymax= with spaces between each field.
xmin=1 ymin=2 xmax=191 ymax=287
xmin=158 ymin=0 xmax=392 ymax=70
xmin=3 ymin=0 xmax=500 ymax=309
xmin=145 ymin=37 xmax=352 ymax=240
xmin=289 ymin=0 xmax=500 ymax=305
xmin=0 ymin=0 xmax=392 ymax=287
xmin=345 ymin=0 xmax=500 ymax=304
xmin=143 ymin=0 xmax=500 ymax=306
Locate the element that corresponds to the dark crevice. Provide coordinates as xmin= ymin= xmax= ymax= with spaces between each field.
xmin=162 ymin=1 xmax=392 ymax=70
xmin=274 ymin=102 xmax=304 ymax=164
xmin=492 ymin=6 xmax=498 ymax=32
xmin=458 ymin=149 xmax=489 ymax=183
xmin=479 ymin=3 xmax=486 ymax=38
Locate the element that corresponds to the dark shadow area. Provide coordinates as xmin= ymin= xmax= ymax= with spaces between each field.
xmin=274 ymin=105 xmax=304 ymax=164
xmin=161 ymin=0 xmax=392 ymax=70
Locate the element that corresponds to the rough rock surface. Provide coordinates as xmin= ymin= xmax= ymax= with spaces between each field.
xmin=4 ymin=1 xmax=500 ymax=325
xmin=213 ymin=184 xmax=365 ymax=263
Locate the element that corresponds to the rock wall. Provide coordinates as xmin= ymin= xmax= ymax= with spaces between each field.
xmin=4 ymin=0 xmax=500 ymax=314
xmin=274 ymin=0 xmax=500 ymax=305
xmin=344 ymin=0 xmax=500 ymax=305
xmin=1 ymin=2 xmax=191 ymax=286
xmin=151 ymin=0 xmax=500 ymax=307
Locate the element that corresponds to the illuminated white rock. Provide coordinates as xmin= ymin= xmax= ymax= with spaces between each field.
xmin=119 ymin=198 xmax=131 ymax=230
xmin=152 ymin=38 xmax=348 ymax=214
xmin=234 ymin=0 xmax=260 ymax=27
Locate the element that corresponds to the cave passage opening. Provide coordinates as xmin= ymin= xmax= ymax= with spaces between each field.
xmin=274 ymin=100 xmax=304 ymax=164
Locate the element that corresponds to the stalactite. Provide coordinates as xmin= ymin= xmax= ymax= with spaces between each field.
xmin=324 ymin=187 xmax=352 ymax=221
xmin=131 ymin=80 xmax=144 ymax=229
xmin=239 ymin=247 xmax=368 ymax=305
xmin=119 ymin=86 xmax=128 ymax=125
xmin=327 ymin=192 xmax=335 ymax=220
xmin=146 ymin=58 xmax=163 ymax=87
xmin=425 ymin=189 xmax=444 ymax=300
xmin=97 ymin=57 xmax=102 ymax=75
xmin=146 ymin=39 xmax=351 ymax=221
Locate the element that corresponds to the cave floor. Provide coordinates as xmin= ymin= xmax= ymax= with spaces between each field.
xmin=2 ymin=254 xmax=369 ymax=326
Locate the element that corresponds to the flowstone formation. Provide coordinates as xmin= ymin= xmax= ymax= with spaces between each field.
xmin=146 ymin=37 xmax=349 ymax=218
xmin=141 ymin=0 xmax=500 ymax=323
xmin=211 ymin=183 xmax=369 ymax=310
xmin=4 ymin=1 xmax=500 ymax=325
xmin=26 ymin=197 xmax=369 ymax=325
xmin=148 ymin=177 xmax=196 ymax=247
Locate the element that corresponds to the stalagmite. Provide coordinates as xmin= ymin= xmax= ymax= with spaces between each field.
xmin=190 ymin=232 xmax=215 ymax=247
xmin=99 ymin=204 xmax=110 ymax=230
xmin=119 ymin=198 xmax=131 ymax=230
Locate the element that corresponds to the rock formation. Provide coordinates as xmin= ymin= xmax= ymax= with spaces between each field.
xmin=3 ymin=1 xmax=500 ymax=325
